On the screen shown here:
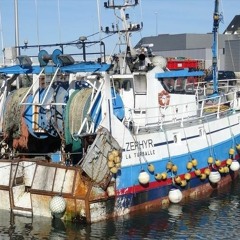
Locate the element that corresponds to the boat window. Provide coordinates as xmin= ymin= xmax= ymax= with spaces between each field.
xmin=174 ymin=78 xmax=185 ymax=92
xmin=114 ymin=79 xmax=121 ymax=92
xmin=112 ymin=78 xmax=133 ymax=92
xmin=161 ymin=77 xmax=196 ymax=94
xmin=162 ymin=78 xmax=175 ymax=92
xmin=134 ymin=75 xmax=147 ymax=94
xmin=122 ymin=79 xmax=132 ymax=91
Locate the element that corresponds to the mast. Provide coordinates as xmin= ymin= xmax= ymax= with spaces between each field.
xmin=103 ymin=0 xmax=142 ymax=53
xmin=14 ymin=0 xmax=20 ymax=56
xmin=212 ymin=0 xmax=221 ymax=94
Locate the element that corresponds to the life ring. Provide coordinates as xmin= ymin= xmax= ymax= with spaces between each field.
xmin=158 ymin=90 xmax=170 ymax=107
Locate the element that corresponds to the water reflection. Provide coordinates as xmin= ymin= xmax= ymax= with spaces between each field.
xmin=0 ymin=177 xmax=240 ymax=239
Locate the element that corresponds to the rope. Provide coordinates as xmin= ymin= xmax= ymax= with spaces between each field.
xmin=205 ymin=119 xmax=217 ymax=159
xmin=182 ymin=126 xmax=193 ymax=160
xmin=227 ymin=115 xmax=236 ymax=147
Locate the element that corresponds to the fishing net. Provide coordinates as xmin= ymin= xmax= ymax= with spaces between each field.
xmin=64 ymin=88 xmax=92 ymax=152
xmin=3 ymin=87 xmax=29 ymax=139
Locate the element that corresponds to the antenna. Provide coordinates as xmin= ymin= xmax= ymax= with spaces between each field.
xmin=102 ymin=0 xmax=142 ymax=52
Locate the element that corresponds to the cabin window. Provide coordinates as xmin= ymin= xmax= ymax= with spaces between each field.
xmin=122 ymin=79 xmax=132 ymax=91
xmin=134 ymin=75 xmax=147 ymax=94
xmin=134 ymin=74 xmax=147 ymax=111
xmin=161 ymin=77 xmax=196 ymax=94
xmin=112 ymin=78 xmax=133 ymax=92
xmin=162 ymin=78 xmax=174 ymax=92
xmin=174 ymin=78 xmax=185 ymax=92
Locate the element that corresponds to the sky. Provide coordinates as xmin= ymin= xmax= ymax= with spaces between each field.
xmin=0 ymin=0 xmax=239 ymax=61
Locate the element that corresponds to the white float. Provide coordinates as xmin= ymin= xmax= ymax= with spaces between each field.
xmin=168 ymin=188 xmax=182 ymax=203
xmin=230 ymin=160 xmax=240 ymax=171
xmin=138 ymin=170 xmax=150 ymax=185
xmin=49 ymin=195 xmax=66 ymax=217
xmin=209 ymin=171 xmax=221 ymax=183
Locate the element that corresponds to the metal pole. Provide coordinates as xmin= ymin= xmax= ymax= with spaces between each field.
xmin=14 ymin=0 xmax=20 ymax=56
xmin=14 ymin=0 xmax=20 ymax=89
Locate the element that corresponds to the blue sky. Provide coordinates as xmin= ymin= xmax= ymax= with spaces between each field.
xmin=0 ymin=0 xmax=239 ymax=60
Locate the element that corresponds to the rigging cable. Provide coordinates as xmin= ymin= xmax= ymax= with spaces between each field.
xmin=34 ymin=0 xmax=40 ymax=47
xmin=57 ymin=0 xmax=62 ymax=43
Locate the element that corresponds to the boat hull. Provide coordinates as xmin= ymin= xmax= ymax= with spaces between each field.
xmin=0 ymin=157 xmax=238 ymax=223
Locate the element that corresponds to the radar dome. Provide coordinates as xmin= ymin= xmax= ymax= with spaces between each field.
xmin=152 ymin=56 xmax=167 ymax=68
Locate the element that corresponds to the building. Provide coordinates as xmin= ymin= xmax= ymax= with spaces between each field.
xmin=135 ymin=15 xmax=240 ymax=72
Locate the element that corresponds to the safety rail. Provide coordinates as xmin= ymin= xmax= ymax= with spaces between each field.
xmin=124 ymin=90 xmax=239 ymax=134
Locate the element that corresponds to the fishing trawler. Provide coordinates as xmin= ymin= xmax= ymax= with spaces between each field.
xmin=0 ymin=0 xmax=239 ymax=223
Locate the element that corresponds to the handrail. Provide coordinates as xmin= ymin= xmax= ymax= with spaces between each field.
xmin=123 ymin=90 xmax=237 ymax=132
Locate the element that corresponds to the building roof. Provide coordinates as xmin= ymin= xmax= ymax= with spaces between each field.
xmin=223 ymin=15 xmax=240 ymax=34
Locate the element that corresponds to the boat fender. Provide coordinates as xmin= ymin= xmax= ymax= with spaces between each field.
xmin=49 ymin=195 xmax=66 ymax=218
xmin=200 ymin=173 xmax=207 ymax=180
xmin=229 ymin=148 xmax=235 ymax=156
xmin=186 ymin=161 xmax=193 ymax=170
xmin=208 ymin=156 xmax=214 ymax=164
xmin=158 ymin=90 xmax=170 ymax=107
xmin=174 ymin=176 xmax=181 ymax=184
xmin=138 ymin=170 xmax=150 ymax=185
xmin=230 ymin=160 xmax=240 ymax=171
xmin=161 ymin=172 xmax=167 ymax=180
xmin=191 ymin=159 xmax=198 ymax=167
xmin=204 ymin=168 xmax=211 ymax=176
xmin=180 ymin=180 xmax=187 ymax=187
xmin=171 ymin=165 xmax=178 ymax=173
xmin=166 ymin=161 xmax=173 ymax=170
xmin=184 ymin=172 xmax=191 ymax=181
xmin=194 ymin=169 xmax=201 ymax=176
xmin=224 ymin=166 xmax=229 ymax=173
xmin=226 ymin=158 xmax=232 ymax=166
xmin=209 ymin=171 xmax=221 ymax=183
xmin=215 ymin=159 xmax=221 ymax=167
xmin=147 ymin=164 xmax=155 ymax=173
xmin=218 ymin=167 xmax=225 ymax=174
xmin=155 ymin=173 xmax=162 ymax=180
xmin=168 ymin=188 xmax=182 ymax=204
xmin=110 ymin=166 xmax=118 ymax=174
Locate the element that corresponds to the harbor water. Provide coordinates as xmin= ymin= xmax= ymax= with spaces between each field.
xmin=1 ymin=176 xmax=240 ymax=240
